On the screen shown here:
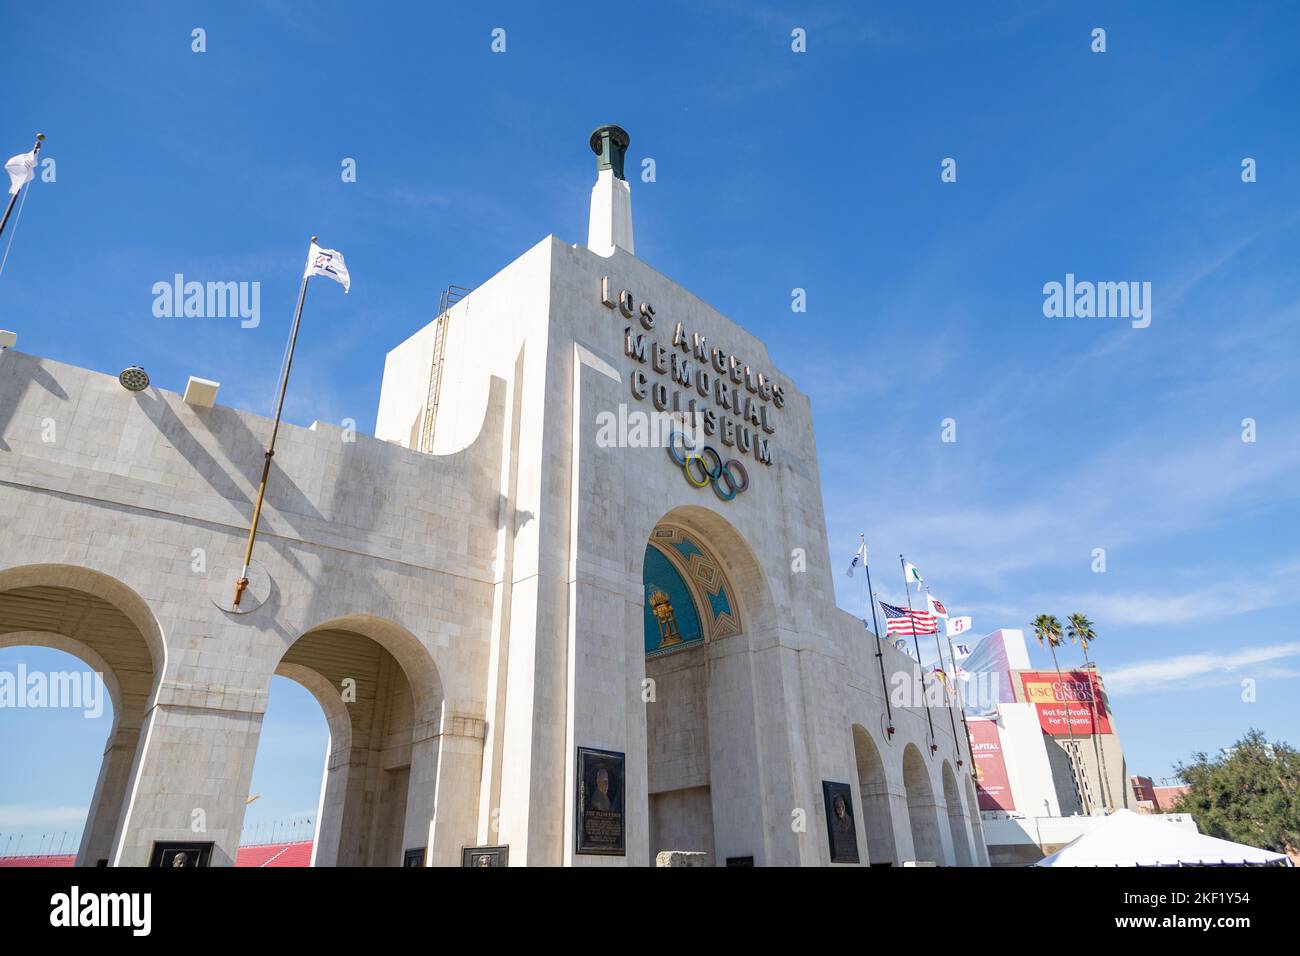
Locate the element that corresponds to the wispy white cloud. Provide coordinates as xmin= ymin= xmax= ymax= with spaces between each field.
xmin=967 ymin=560 xmax=1300 ymax=629
xmin=1105 ymin=642 xmax=1300 ymax=696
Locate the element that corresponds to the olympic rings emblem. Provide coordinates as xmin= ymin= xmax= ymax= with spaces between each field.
xmin=667 ymin=432 xmax=750 ymax=501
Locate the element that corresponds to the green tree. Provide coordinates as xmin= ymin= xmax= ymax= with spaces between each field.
xmin=1032 ymin=613 xmax=1092 ymax=813
xmin=1173 ymin=729 xmax=1300 ymax=858
xmin=1066 ymin=613 xmax=1114 ymax=811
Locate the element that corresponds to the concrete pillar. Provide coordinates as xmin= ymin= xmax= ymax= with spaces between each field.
xmin=423 ymin=713 xmax=486 ymax=866
xmin=77 ymin=720 xmax=144 ymax=866
xmin=888 ymin=789 xmax=916 ymax=863
xmin=111 ymin=696 xmax=263 ymax=867
xmin=857 ymin=771 xmax=900 ymax=866
xmin=309 ymin=737 xmax=349 ymax=866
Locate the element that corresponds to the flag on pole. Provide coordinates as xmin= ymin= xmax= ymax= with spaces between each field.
xmin=927 ymin=593 xmax=948 ymax=618
xmin=880 ymin=601 xmax=937 ymax=636
xmin=5 ymin=150 xmax=36 ymax=196
xmin=846 ymin=540 xmax=867 ymax=577
xmin=904 ymin=561 xmax=924 ymax=592
xmin=953 ymin=641 xmax=972 ymax=658
xmin=305 ymin=241 xmax=350 ymax=293
xmin=946 ymin=615 xmax=973 ymax=637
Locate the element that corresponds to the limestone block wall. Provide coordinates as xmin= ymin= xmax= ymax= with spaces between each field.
xmin=0 ymin=350 xmax=507 ymax=865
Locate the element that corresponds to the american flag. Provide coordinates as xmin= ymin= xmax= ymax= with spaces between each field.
xmin=880 ymin=601 xmax=937 ymax=636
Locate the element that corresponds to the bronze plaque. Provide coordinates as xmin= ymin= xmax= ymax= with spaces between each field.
xmin=822 ymin=780 xmax=860 ymax=864
xmin=461 ymin=845 xmax=509 ymax=867
xmin=576 ymin=746 xmax=625 ymax=855
xmin=403 ymin=846 xmax=427 ymax=867
xmin=148 ymin=841 xmax=214 ymax=868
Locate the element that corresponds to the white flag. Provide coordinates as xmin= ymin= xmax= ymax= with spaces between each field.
xmin=305 ymin=241 xmax=350 ymax=293
xmin=5 ymin=150 xmax=36 ymax=196
xmin=846 ymin=541 xmax=867 ymax=577
xmin=904 ymin=561 xmax=924 ymax=591
xmin=946 ymin=615 xmax=973 ymax=637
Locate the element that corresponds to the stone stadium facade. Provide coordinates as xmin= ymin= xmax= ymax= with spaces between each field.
xmin=0 ymin=127 xmax=986 ymax=867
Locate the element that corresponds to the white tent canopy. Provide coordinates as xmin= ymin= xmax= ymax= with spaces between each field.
xmin=1035 ymin=809 xmax=1291 ymax=867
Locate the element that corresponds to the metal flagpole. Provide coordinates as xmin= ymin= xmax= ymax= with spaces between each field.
xmin=942 ymin=617 xmax=975 ymax=769
xmin=900 ymin=555 xmax=936 ymax=745
xmin=861 ymin=534 xmax=893 ymax=732
xmin=930 ymin=585 xmax=975 ymax=767
xmin=232 ymin=237 xmax=315 ymax=608
xmin=0 ymin=133 xmax=43 ymax=242
xmin=926 ymin=585 xmax=962 ymax=756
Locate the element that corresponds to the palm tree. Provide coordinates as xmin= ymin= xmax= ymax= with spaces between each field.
xmin=1032 ymin=614 xmax=1091 ymax=814
xmin=1067 ymin=613 xmax=1114 ymax=811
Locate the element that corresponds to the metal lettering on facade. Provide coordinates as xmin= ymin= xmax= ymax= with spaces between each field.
xmin=602 ymin=276 xmax=780 ymax=497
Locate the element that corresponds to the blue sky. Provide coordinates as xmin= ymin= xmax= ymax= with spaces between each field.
xmin=2 ymin=1 xmax=1298 ymax=851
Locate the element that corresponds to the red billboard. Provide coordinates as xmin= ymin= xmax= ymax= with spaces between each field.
xmin=968 ymin=719 xmax=1014 ymax=811
xmin=1019 ymin=670 xmax=1111 ymax=736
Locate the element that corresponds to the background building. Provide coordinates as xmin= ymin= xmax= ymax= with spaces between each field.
xmin=1131 ymin=775 xmax=1190 ymax=813
xmin=961 ymin=628 xmax=1146 ymax=865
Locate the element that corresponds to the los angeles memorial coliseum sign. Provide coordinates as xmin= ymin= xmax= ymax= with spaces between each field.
xmin=603 ymin=276 xmax=782 ymax=486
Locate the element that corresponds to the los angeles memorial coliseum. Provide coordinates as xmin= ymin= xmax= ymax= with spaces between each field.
xmin=0 ymin=127 xmax=986 ymax=867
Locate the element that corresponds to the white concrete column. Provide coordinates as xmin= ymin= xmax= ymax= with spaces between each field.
xmin=888 ymin=789 xmax=916 ymax=863
xmin=111 ymin=698 xmax=263 ymax=867
xmin=309 ymin=739 xmax=349 ymax=866
xmin=422 ymin=713 xmax=486 ymax=866
xmin=586 ymin=125 xmax=634 ymax=257
xmin=77 ymin=721 xmax=144 ymax=866
xmin=588 ymin=168 xmax=634 ymax=257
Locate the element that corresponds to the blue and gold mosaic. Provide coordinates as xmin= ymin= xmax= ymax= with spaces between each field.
xmin=643 ymin=527 xmax=740 ymax=658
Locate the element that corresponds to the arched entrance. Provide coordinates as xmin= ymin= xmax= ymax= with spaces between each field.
xmin=0 ymin=566 xmax=164 ymax=866
xmin=902 ymin=744 xmax=944 ymax=864
xmin=248 ymin=616 xmax=443 ymax=866
xmin=641 ymin=508 xmax=777 ymax=866
xmin=941 ymin=761 xmax=973 ymax=866
xmin=852 ymin=724 xmax=897 ymax=865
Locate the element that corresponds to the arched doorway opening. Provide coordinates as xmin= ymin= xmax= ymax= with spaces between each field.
xmin=641 ymin=508 xmax=776 ymax=866
xmin=941 ymin=761 xmax=973 ymax=866
xmin=247 ymin=616 xmax=442 ymax=866
xmin=0 ymin=566 xmax=164 ymax=866
xmin=851 ymin=724 xmax=897 ymax=865
xmin=240 ymin=673 xmax=330 ymax=859
xmin=901 ymin=744 xmax=944 ymax=864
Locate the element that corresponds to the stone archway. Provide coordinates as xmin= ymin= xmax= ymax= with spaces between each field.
xmin=640 ymin=505 xmax=782 ymax=866
xmin=0 ymin=566 xmax=164 ymax=866
xmin=901 ymin=744 xmax=944 ymax=865
xmin=852 ymin=724 xmax=897 ymax=865
xmin=941 ymin=760 xmax=973 ymax=866
xmin=247 ymin=615 xmax=466 ymax=866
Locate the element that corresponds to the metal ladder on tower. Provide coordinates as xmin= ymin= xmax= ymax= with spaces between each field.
xmin=419 ymin=284 xmax=470 ymax=453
